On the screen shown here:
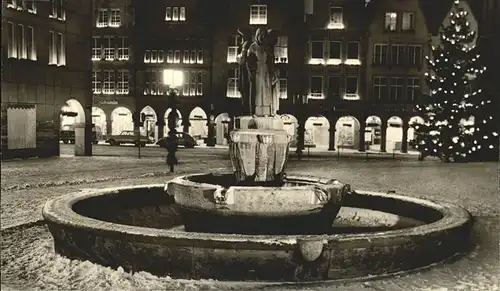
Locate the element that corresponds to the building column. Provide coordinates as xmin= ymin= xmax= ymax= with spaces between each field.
xmin=182 ymin=120 xmax=190 ymax=134
xmin=106 ymin=119 xmax=113 ymax=139
xmin=206 ymin=115 xmax=216 ymax=147
xmin=296 ymin=114 xmax=307 ymax=154
xmin=156 ymin=119 xmax=165 ymax=140
xmin=328 ymin=116 xmax=338 ymax=151
xmin=380 ymin=119 xmax=388 ymax=152
xmin=358 ymin=118 xmax=366 ymax=152
xmin=401 ymin=118 xmax=409 ymax=153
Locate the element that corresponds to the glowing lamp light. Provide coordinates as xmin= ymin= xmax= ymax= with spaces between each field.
xmin=163 ymin=69 xmax=184 ymax=88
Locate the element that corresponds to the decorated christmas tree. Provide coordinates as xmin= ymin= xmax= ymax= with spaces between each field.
xmin=411 ymin=0 xmax=497 ymax=162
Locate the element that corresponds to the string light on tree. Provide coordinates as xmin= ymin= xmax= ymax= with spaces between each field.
xmin=409 ymin=0 xmax=498 ymax=162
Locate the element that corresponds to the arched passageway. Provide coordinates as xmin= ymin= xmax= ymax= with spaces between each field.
xmin=335 ymin=116 xmax=360 ymax=150
xmin=111 ymin=107 xmax=133 ymax=135
xmin=164 ymin=108 xmax=183 ymax=136
xmin=92 ymin=107 xmax=107 ymax=141
xmin=408 ymin=116 xmax=425 ymax=151
xmin=215 ymin=113 xmax=230 ymax=145
xmin=60 ymin=99 xmax=87 ymax=155
xmin=140 ymin=106 xmax=158 ymax=141
xmin=189 ymin=107 xmax=208 ymax=143
xmin=365 ymin=115 xmax=382 ymax=151
xmin=305 ymin=116 xmax=330 ymax=149
xmin=386 ymin=116 xmax=403 ymax=152
xmin=281 ymin=114 xmax=298 ymax=147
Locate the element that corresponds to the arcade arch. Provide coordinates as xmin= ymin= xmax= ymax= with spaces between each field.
xmin=91 ymin=107 xmax=107 ymax=141
xmin=164 ymin=108 xmax=183 ymax=136
xmin=140 ymin=106 xmax=158 ymax=141
xmin=215 ymin=113 xmax=230 ymax=145
xmin=386 ymin=116 xmax=403 ymax=152
xmin=305 ymin=115 xmax=330 ymax=148
xmin=189 ymin=107 xmax=208 ymax=142
xmin=365 ymin=115 xmax=382 ymax=151
xmin=281 ymin=114 xmax=298 ymax=147
xmin=111 ymin=107 xmax=133 ymax=135
xmin=335 ymin=116 xmax=360 ymax=150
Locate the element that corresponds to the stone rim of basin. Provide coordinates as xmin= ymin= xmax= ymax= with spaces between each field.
xmin=42 ymin=184 xmax=471 ymax=242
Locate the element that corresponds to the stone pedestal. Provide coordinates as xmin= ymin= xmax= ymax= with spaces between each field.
xmin=229 ymin=116 xmax=290 ymax=184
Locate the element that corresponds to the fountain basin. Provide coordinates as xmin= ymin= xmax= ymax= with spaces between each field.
xmin=42 ymin=185 xmax=472 ymax=282
xmin=166 ymin=173 xmax=351 ymax=234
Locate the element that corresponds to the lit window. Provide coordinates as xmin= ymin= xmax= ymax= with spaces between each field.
xmin=197 ymin=43 xmax=203 ymax=64
xmin=182 ymin=71 xmax=203 ymax=96
xmin=407 ymin=77 xmax=420 ymax=102
xmin=373 ymin=44 xmax=388 ymax=64
xmin=117 ymin=70 xmax=129 ymax=94
xmin=309 ymin=76 xmax=323 ymax=99
xmin=27 ymin=0 xmax=36 ymax=13
xmin=344 ymin=76 xmax=359 ymax=100
xmin=166 ymin=6 xmax=186 ymax=22
xmin=144 ymin=50 xmax=151 ymax=63
xmin=103 ymin=36 xmax=114 ymax=60
xmin=26 ymin=26 xmax=36 ymax=61
xmin=7 ymin=22 xmax=17 ymax=58
xmin=17 ymin=24 xmax=26 ymax=59
xmin=278 ymin=69 xmax=287 ymax=99
xmin=328 ymin=7 xmax=344 ymax=29
xmin=167 ymin=50 xmax=174 ymax=63
xmin=97 ymin=9 xmax=109 ymax=27
xmin=227 ymin=69 xmax=240 ymax=98
xmin=249 ymin=5 xmax=267 ymax=25
xmin=56 ymin=33 xmax=65 ymax=66
xmin=109 ymin=9 xmax=121 ymax=27
xmin=373 ymin=76 xmax=388 ymax=100
xmin=7 ymin=0 xmax=37 ymax=13
xmin=6 ymin=0 xmax=16 ymax=9
xmin=151 ymin=50 xmax=158 ymax=63
xmin=227 ymin=34 xmax=241 ymax=63
xmin=274 ymin=36 xmax=288 ymax=63
xmin=92 ymin=36 xmax=102 ymax=60
xmin=158 ymin=50 xmax=164 ymax=63
xmin=117 ymin=36 xmax=129 ymax=60
xmin=92 ymin=71 xmax=102 ymax=94
xmin=407 ymin=45 xmax=422 ymax=66
xmin=174 ymin=50 xmax=181 ymax=63
xmin=50 ymin=0 xmax=65 ymax=21
xmin=103 ymin=70 xmax=115 ymax=94
xmin=49 ymin=31 xmax=56 ymax=64
xmin=402 ymin=12 xmax=415 ymax=31
xmin=180 ymin=7 xmax=186 ymax=21
xmin=327 ymin=41 xmax=341 ymax=65
xmin=391 ymin=44 xmax=405 ymax=65
xmin=345 ymin=41 xmax=360 ymax=65
xmin=183 ymin=49 xmax=189 ymax=63
xmin=389 ymin=77 xmax=404 ymax=101
xmin=384 ymin=12 xmax=397 ymax=31
xmin=309 ymin=40 xmax=324 ymax=64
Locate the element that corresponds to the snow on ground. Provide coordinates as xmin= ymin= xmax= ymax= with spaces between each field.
xmin=1 ymin=150 xmax=499 ymax=290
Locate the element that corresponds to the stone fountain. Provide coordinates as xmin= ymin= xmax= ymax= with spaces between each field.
xmin=42 ymin=27 xmax=473 ymax=283
xmin=167 ymin=27 xmax=350 ymax=235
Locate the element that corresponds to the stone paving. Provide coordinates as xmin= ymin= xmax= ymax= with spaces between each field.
xmin=1 ymin=148 xmax=499 ymax=290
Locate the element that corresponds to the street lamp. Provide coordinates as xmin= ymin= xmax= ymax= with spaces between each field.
xmin=163 ymin=69 xmax=184 ymax=172
xmin=293 ymin=94 xmax=309 ymax=159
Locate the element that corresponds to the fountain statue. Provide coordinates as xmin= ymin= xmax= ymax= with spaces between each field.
xmin=41 ymin=26 xmax=473 ymax=283
xmin=166 ymin=27 xmax=352 ymax=234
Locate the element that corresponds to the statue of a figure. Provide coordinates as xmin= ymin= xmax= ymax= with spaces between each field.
xmin=236 ymin=28 xmax=253 ymax=115
xmin=246 ymin=28 xmax=280 ymax=117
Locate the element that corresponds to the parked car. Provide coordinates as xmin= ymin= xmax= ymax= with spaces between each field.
xmin=156 ymin=132 xmax=197 ymax=149
xmin=60 ymin=125 xmax=99 ymax=144
xmin=106 ymin=130 xmax=153 ymax=147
